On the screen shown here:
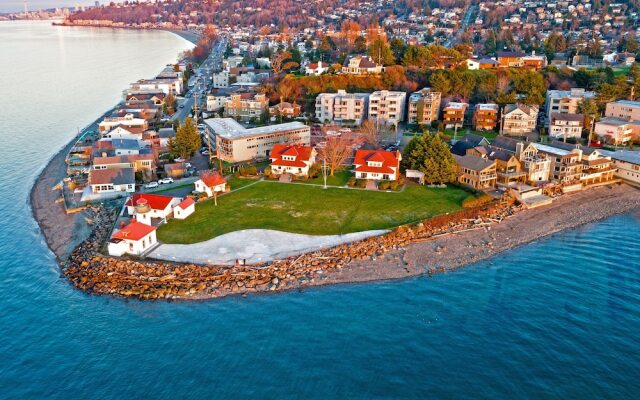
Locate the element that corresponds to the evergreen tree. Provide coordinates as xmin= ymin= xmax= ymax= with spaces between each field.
xmin=401 ymin=134 xmax=456 ymax=184
xmin=368 ymin=38 xmax=395 ymax=66
xmin=169 ymin=117 xmax=201 ymax=159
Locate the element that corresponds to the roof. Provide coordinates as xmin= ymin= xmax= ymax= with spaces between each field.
xmin=610 ymin=100 xmax=640 ymax=107
xmin=157 ymin=128 xmax=176 ymax=138
xmin=204 ymin=118 xmax=308 ymax=140
xmin=497 ymin=51 xmax=526 ymax=58
xmin=93 ymin=154 xmax=154 ymax=165
xmin=599 ymin=149 xmax=640 ymax=164
xmin=112 ymin=221 xmax=156 ymax=241
xmin=453 ymin=154 xmax=496 ymax=171
xmin=461 ymin=133 xmax=490 ymax=147
xmin=175 ymin=197 xmax=195 ymax=210
xmin=270 ymin=144 xmax=314 ymax=167
xmin=125 ymin=193 xmax=174 ymax=211
xmin=597 ymin=116 xmax=633 ymax=127
xmin=451 ymin=141 xmax=475 ymax=156
xmin=353 ymin=149 xmax=400 ymax=174
xmin=198 ymin=171 xmax=226 ymax=187
xmin=532 ymin=143 xmax=572 ymax=157
xmin=89 ymin=168 xmax=134 ymax=186
xmin=445 ymin=102 xmax=468 ymax=110
xmin=551 ymin=112 xmax=584 ymax=122
xmin=164 ymin=162 xmax=185 ymax=172
xmin=475 ymin=103 xmax=499 ymax=111
xmin=504 ymin=103 xmax=538 ymax=117
xmin=111 ymin=138 xmax=141 ymax=150
xmin=491 ymin=136 xmax=521 ymax=153
xmin=482 ymin=146 xmax=514 ymax=162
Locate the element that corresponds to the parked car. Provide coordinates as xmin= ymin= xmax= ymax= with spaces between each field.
xmin=145 ymin=182 xmax=159 ymax=189
xmin=184 ymin=162 xmax=192 ymax=168
xmin=179 ymin=104 xmax=185 ymax=108
xmin=175 ymin=157 xmax=186 ymax=162
xmin=158 ymin=178 xmax=174 ymax=184
xmin=200 ymin=150 xmax=210 ymax=156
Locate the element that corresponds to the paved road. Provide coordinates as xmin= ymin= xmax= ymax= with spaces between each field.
xmin=443 ymin=5 xmax=477 ymax=48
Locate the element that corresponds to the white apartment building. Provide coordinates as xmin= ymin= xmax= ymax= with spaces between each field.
xmin=549 ymin=113 xmax=584 ymax=141
xmin=130 ymin=78 xmax=183 ymax=95
xmin=368 ymin=90 xmax=407 ymax=126
xmin=407 ymin=88 xmax=442 ymax=125
xmin=212 ymin=70 xmax=229 ymax=88
xmin=315 ymin=90 xmax=370 ymax=125
xmin=545 ymin=88 xmax=595 ymax=125
xmin=206 ymin=95 xmax=228 ymax=112
xmin=204 ymin=118 xmax=311 ymax=162
xmin=98 ymin=114 xmax=148 ymax=134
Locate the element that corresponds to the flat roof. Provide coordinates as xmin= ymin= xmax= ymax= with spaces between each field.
xmin=204 ymin=118 xmax=308 ymax=140
xmin=600 ymin=149 xmax=640 ymax=164
xmin=532 ymin=143 xmax=572 ymax=156
xmin=611 ymin=100 xmax=640 ymax=107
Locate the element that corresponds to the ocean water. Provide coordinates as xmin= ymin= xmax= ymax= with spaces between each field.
xmin=1 ymin=21 xmax=640 ymax=399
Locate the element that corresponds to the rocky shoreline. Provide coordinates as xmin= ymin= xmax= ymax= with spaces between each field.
xmin=60 ymin=183 xmax=640 ymax=300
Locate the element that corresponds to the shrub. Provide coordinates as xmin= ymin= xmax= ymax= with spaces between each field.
xmin=355 ymin=179 xmax=367 ymax=188
xmin=378 ymin=181 xmax=391 ymax=190
xmin=308 ymin=163 xmax=321 ymax=178
xmin=462 ymin=194 xmax=494 ymax=208
xmin=263 ymin=166 xmax=272 ymax=176
xmin=347 ymin=177 xmax=357 ymax=187
xmin=239 ymin=165 xmax=258 ymax=176
xmin=389 ymin=181 xmax=399 ymax=191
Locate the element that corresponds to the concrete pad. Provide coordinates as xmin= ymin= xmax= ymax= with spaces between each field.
xmin=148 ymin=228 xmax=388 ymax=265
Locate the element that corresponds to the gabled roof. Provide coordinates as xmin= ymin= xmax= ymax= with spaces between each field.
xmin=112 ymin=221 xmax=156 ymax=241
xmin=453 ymin=154 xmax=496 ymax=171
xmin=198 ymin=172 xmax=226 ymax=187
xmin=353 ymin=149 xmax=400 ymax=174
xmin=89 ymin=168 xmax=134 ymax=186
xmin=125 ymin=193 xmax=174 ymax=211
xmin=270 ymin=144 xmax=314 ymax=167
xmin=491 ymin=136 xmax=520 ymax=153
xmin=504 ymin=103 xmax=538 ymax=117
xmin=175 ymin=197 xmax=195 ymax=210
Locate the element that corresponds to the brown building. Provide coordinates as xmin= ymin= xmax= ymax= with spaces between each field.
xmin=443 ymin=102 xmax=468 ymax=129
xmin=453 ymin=153 xmax=497 ymax=190
xmin=469 ymin=145 xmax=527 ymax=187
xmin=473 ymin=103 xmax=499 ymax=131
xmin=496 ymin=51 xmax=525 ymax=68
xmin=269 ymin=101 xmax=301 ymax=118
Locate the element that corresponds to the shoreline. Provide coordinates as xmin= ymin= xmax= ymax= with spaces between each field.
xmin=51 ymin=21 xmax=200 ymax=45
xmin=61 ymin=183 xmax=640 ymax=300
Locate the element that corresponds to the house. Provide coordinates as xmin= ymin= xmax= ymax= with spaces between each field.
xmin=164 ymin=162 xmax=186 ymax=179
xmin=353 ymin=149 xmax=402 ymax=181
xmin=341 ymin=55 xmax=383 ymax=74
xmin=269 ymin=101 xmax=301 ymax=118
xmin=173 ymin=197 xmax=196 ymax=220
xmin=315 ymin=90 xmax=370 ymax=125
xmin=545 ymin=88 xmax=595 ymax=126
xmin=549 ymin=113 xmax=584 ymax=141
xmin=466 ymin=58 xmax=499 ymax=70
xmin=453 ymin=154 xmax=497 ymax=190
xmin=600 ymin=150 xmax=640 ymax=185
xmin=502 ymin=104 xmax=538 ymax=136
xmin=496 ymin=51 xmax=525 ymax=68
xmin=194 ymin=171 xmax=227 ymax=197
xmin=212 ymin=70 xmax=229 ymax=88
xmin=492 ymin=136 xmax=551 ymax=184
xmin=156 ymin=128 xmax=176 ymax=149
xmin=204 ymin=118 xmax=310 ymax=162
xmin=102 ymin=126 xmax=142 ymax=140
xmin=305 ymin=61 xmax=329 ymax=75
xmin=407 ymin=88 xmax=441 ymax=125
xmin=269 ymin=144 xmax=317 ymax=176
xmin=522 ymin=52 xmax=547 ymax=70
xmin=107 ymin=138 xmax=141 ymax=156
xmin=98 ymin=114 xmax=148 ymax=134
xmin=368 ymin=91 xmax=407 ymax=126
xmin=443 ymin=102 xmax=468 ymax=129
xmin=125 ymin=193 xmax=180 ymax=225
xmin=92 ymin=154 xmax=155 ymax=181
xmin=88 ymin=168 xmax=135 ymax=195
xmin=451 ymin=133 xmax=490 ymax=156
xmin=473 ymin=103 xmax=499 ymax=131
xmin=532 ymin=143 xmax=584 ymax=185
xmin=469 ymin=145 xmax=527 ymax=188
xmin=107 ymin=221 xmax=157 ymax=257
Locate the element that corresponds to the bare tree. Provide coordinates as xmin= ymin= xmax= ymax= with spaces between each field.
xmin=358 ymin=119 xmax=393 ymax=147
xmin=318 ymin=135 xmax=352 ymax=176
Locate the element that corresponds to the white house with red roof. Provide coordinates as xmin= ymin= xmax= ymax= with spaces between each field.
xmin=269 ymin=144 xmax=317 ymax=177
xmin=173 ymin=197 xmax=196 ymax=220
xmin=305 ymin=61 xmax=329 ymax=76
xmin=107 ymin=221 xmax=157 ymax=257
xmin=125 ymin=193 xmax=180 ymax=225
xmin=194 ymin=172 xmax=227 ymax=197
xmin=353 ymin=149 xmax=402 ymax=181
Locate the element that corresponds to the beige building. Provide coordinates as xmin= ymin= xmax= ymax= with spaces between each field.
xmin=224 ymin=93 xmax=269 ymax=120
xmin=545 ymin=88 xmax=594 ymax=126
xmin=315 ymin=90 xmax=370 ymax=125
xmin=502 ymin=104 xmax=538 ymax=136
xmin=98 ymin=114 xmax=148 ymax=134
xmin=204 ymin=118 xmax=310 ymax=162
xmin=368 ymin=90 xmax=407 ymax=126
xmin=549 ymin=113 xmax=584 ymax=141
xmin=601 ymin=150 xmax=640 ymax=184
xmin=605 ymin=100 xmax=640 ymax=120
xmin=453 ymin=154 xmax=497 ymax=190
xmin=594 ymin=117 xmax=637 ymax=145
xmin=407 ymin=88 xmax=441 ymax=125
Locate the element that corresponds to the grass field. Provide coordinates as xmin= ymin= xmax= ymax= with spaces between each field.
xmin=157 ymin=181 xmax=473 ymax=244
xmin=303 ymin=170 xmax=353 ymax=186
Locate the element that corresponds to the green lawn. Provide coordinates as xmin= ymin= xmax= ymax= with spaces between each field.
xmin=303 ymin=170 xmax=353 ymax=186
xmin=227 ymin=177 xmax=258 ymax=190
xmin=157 ymin=181 xmax=472 ymax=244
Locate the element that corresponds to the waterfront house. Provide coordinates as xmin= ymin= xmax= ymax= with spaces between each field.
xmin=532 ymin=143 xmax=584 ymax=185
xmin=107 ymin=221 xmax=157 ymax=257
xmin=173 ymin=197 xmax=196 ymax=220
xmin=468 ymin=145 xmax=527 ymax=188
xmin=492 ymin=136 xmax=551 ymax=184
xmin=111 ymin=139 xmax=142 ymax=156
xmin=88 ymin=168 xmax=135 ymax=196
xmin=98 ymin=113 xmax=148 ymax=134
xmin=353 ymin=149 xmax=401 ymax=181
xmin=269 ymin=144 xmax=317 ymax=177
xmin=600 ymin=150 xmax=640 ymax=184
xmin=453 ymin=153 xmax=497 ymax=190
xmin=102 ymin=126 xmax=143 ymax=141
xmin=502 ymin=104 xmax=538 ymax=136
xmin=547 ymin=142 xmax=617 ymax=187
xmin=125 ymin=193 xmax=180 ymax=226
xmin=194 ymin=172 xmax=227 ymax=197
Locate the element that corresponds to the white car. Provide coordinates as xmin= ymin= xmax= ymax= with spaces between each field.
xmin=158 ymin=178 xmax=174 ymax=184
xmin=145 ymin=182 xmax=159 ymax=189
xmin=174 ymin=157 xmax=186 ymax=162
xmin=184 ymin=162 xmax=192 ymax=168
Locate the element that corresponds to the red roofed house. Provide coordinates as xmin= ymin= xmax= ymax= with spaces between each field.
xmin=107 ymin=221 xmax=157 ymax=257
xmin=173 ymin=197 xmax=196 ymax=220
xmin=353 ymin=149 xmax=402 ymax=181
xmin=269 ymin=144 xmax=317 ymax=177
xmin=305 ymin=61 xmax=329 ymax=76
xmin=125 ymin=193 xmax=180 ymax=225
xmin=194 ymin=172 xmax=227 ymax=197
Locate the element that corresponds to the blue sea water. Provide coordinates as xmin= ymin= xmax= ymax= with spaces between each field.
xmin=1 ymin=21 xmax=640 ymax=399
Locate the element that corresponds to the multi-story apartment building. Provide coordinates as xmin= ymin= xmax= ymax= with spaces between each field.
xmin=473 ymin=103 xmax=499 ymax=131
xmin=605 ymin=100 xmax=640 ymax=120
xmin=212 ymin=70 xmax=229 ymax=88
xmin=502 ymin=104 xmax=538 ymax=136
xmin=594 ymin=117 xmax=636 ymax=145
xmin=545 ymin=88 xmax=595 ymax=125
xmin=407 ymin=88 xmax=441 ymax=125
xmin=130 ymin=78 xmax=183 ymax=95
xmin=224 ymin=93 xmax=269 ymax=121
xmin=315 ymin=90 xmax=370 ymax=125
xmin=204 ymin=118 xmax=310 ymax=162
xmin=549 ymin=113 xmax=584 ymax=141
xmin=442 ymin=102 xmax=468 ymax=129
xmin=368 ymin=90 xmax=407 ymax=126
xmin=206 ymin=95 xmax=228 ymax=112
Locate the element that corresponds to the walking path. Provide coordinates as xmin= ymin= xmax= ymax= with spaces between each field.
xmin=148 ymin=228 xmax=388 ymax=265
